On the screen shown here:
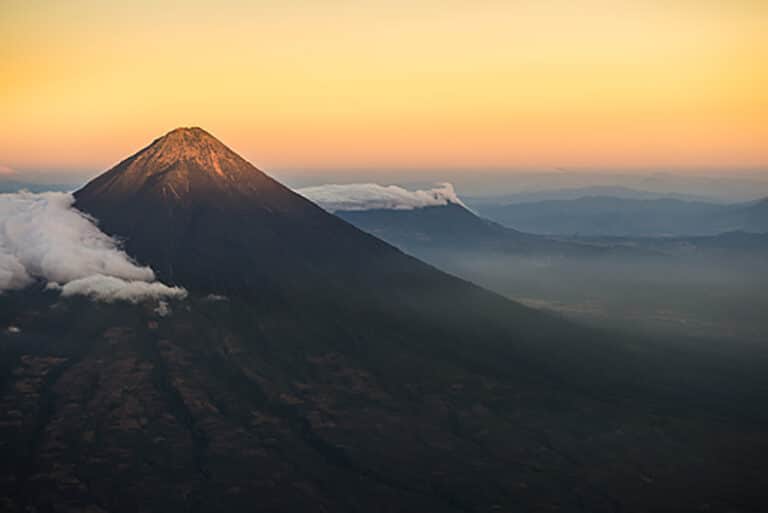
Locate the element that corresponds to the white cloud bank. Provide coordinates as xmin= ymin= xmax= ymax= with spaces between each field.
xmin=297 ymin=182 xmax=467 ymax=213
xmin=0 ymin=191 xmax=186 ymax=302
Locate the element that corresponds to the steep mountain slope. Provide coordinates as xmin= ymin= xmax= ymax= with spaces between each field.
xmin=1 ymin=128 xmax=767 ymax=512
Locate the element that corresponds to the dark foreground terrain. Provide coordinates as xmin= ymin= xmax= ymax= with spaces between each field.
xmin=2 ymin=290 xmax=768 ymax=513
xmin=2 ymin=128 xmax=767 ymax=512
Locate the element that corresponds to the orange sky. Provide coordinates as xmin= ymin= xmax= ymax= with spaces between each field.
xmin=1 ymin=0 xmax=766 ymax=173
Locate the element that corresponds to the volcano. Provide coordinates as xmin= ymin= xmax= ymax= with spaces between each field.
xmin=1 ymin=128 xmax=766 ymax=513
xmin=75 ymin=127 xmax=423 ymax=295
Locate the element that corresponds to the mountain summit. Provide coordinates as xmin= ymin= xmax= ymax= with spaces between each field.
xmin=76 ymin=127 xmax=296 ymax=208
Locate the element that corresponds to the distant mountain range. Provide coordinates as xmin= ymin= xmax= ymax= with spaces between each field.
xmin=0 ymin=179 xmax=74 ymax=193
xmin=308 ymin=188 xmax=767 ymax=343
xmin=572 ymin=230 xmax=768 ymax=256
xmin=475 ymin=195 xmax=768 ymax=236
xmin=464 ymin=186 xmax=720 ymax=206
xmin=303 ymin=185 xmax=767 ymax=259
xmin=335 ymin=202 xmax=623 ymax=258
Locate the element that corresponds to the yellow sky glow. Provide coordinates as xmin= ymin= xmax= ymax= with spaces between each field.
xmin=1 ymin=0 xmax=766 ymax=172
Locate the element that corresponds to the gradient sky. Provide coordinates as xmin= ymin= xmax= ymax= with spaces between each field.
xmin=1 ymin=0 xmax=766 ymax=174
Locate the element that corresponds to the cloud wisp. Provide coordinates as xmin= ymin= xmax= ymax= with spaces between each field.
xmin=0 ymin=191 xmax=186 ymax=302
xmin=297 ymin=182 xmax=467 ymax=212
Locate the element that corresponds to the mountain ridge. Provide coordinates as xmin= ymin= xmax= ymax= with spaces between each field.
xmin=477 ymin=195 xmax=768 ymax=236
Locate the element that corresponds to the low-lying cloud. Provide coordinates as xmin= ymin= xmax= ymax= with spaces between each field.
xmin=297 ymin=182 xmax=467 ymax=212
xmin=0 ymin=191 xmax=186 ymax=302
